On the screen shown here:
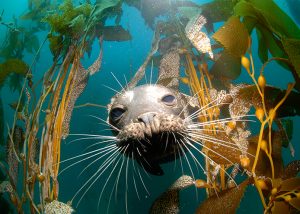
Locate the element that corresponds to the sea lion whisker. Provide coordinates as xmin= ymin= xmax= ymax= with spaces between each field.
xmin=176 ymin=144 xmax=185 ymax=175
xmin=186 ymin=131 xmax=247 ymax=149
xmin=123 ymin=74 xmax=129 ymax=89
xmin=183 ymin=139 xmax=238 ymax=187
xmin=184 ymin=96 xmax=224 ymax=120
xmin=68 ymin=133 xmax=117 ymax=140
xmin=137 ymin=162 xmax=150 ymax=194
xmin=58 ymin=144 xmax=116 ymax=166
xmin=131 ymin=152 xmax=141 ymax=200
xmin=177 ymin=140 xmax=196 ymax=179
xmin=88 ymin=115 xmax=121 ymax=132
xmin=125 ymin=151 xmax=130 ymax=214
xmin=59 ymin=145 xmax=117 ymax=176
xmin=78 ymin=146 xmax=120 ymax=177
xmin=185 ymin=132 xmax=253 ymax=156
xmin=74 ymin=146 xmax=125 ymax=207
xmin=178 ymin=90 xmax=203 ymax=117
xmin=185 ymin=132 xmax=252 ymax=157
xmin=164 ymin=132 xmax=170 ymax=152
xmin=102 ymin=84 xmax=122 ymax=95
xmin=67 ymin=136 xmax=116 ymax=145
xmin=187 ymin=117 xmax=256 ymax=127
xmin=186 ymin=128 xmax=227 ymax=133
xmin=97 ymin=145 xmax=129 ymax=211
xmin=183 ymin=135 xmax=236 ymax=166
xmin=110 ymin=72 xmax=125 ymax=91
xmin=84 ymin=140 xmax=115 ymax=151
xmin=179 ymin=138 xmax=200 ymax=175
xmin=173 ymin=145 xmax=177 ymax=172
xmin=187 ymin=113 xmax=255 ymax=124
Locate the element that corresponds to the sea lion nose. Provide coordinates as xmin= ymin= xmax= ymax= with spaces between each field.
xmin=137 ymin=112 xmax=160 ymax=136
xmin=138 ymin=112 xmax=156 ymax=124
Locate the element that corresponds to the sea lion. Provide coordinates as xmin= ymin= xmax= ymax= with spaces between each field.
xmin=107 ymin=84 xmax=197 ymax=175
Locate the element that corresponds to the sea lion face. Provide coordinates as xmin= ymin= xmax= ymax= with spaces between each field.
xmin=107 ymin=84 xmax=192 ymax=175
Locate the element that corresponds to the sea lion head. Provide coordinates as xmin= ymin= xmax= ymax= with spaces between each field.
xmin=107 ymin=84 xmax=195 ymax=175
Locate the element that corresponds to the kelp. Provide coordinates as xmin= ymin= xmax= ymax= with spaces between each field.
xmin=0 ymin=59 xmax=28 ymax=86
xmin=0 ymin=97 xmax=4 ymax=144
xmin=196 ymin=179 xmax=249 ymax=214
xmin=1 ymin=0 xmax=300 ymax=213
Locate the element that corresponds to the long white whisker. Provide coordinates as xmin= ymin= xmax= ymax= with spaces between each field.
xmin=110 ymin=72 xmax=125 ymax=91
xmin=88 ymin=115 xmax=121 ymax=132
xmin=102 ymin=84 xmax=122 ymax=95
xmin=58 ymin=144 xmax=116 ymax=166
xmin=72 ymin=146 xmax=124 ymax=206
xmin=78 ymin=146 xmax=119 ymax=177
xmin=184 ymin=139 xmax=238 ymax=187
xmin=97 ymin=145 xmax=129 ymax=210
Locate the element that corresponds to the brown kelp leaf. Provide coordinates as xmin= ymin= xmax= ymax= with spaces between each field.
xmin=230 ymin=85 xmax=300 ymax=118
xmin=282 ymin=160 xmax=300 ymax=180
xmin=247 ymin=130 xmax=284 ymax=178
xmin=213 ymin=16 xmax=249 ymax=57
xmin=210 ymin=50 xmax=241 ymax=80
xmin=203 ymin=132 xmax=242 ymax=165
xmin=150 ymin=175 xmax=193 ymax=214
xmin=289 ymin=197 xmax=300 ymax=210
xmin=279 ymin=177 xmax=300 ymax=192
xmin=196 ymin=179 xmax=249 ymax=214
xmin=102 ymin=25 xmax=132 ymax=41
xmin=282 ymin=38 xmax=300 ymax=80
xmin=271 ymin=201 xmax=290 ymax=214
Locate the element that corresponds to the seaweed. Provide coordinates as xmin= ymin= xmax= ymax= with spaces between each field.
xmin=1 ymin=0 xmax=300 ymax=213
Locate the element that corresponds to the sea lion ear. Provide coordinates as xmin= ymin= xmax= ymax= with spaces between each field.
xmin=181 ymin=93 xmax=201 ymax=110
xmin=137 ymin=159 xmax=164 ymax=176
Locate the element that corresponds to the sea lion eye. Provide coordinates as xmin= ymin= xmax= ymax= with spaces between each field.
xmin=110 ymin=107 xmax=126 ymax=121
xmin=161 ymin=94 xmax=176 ymax=105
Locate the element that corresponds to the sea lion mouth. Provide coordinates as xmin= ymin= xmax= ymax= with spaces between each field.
xmin=115 ymin=114 xmax=187 ymax=175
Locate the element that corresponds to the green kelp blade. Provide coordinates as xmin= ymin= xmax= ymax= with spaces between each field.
xmin=89 ymin=0 xmax=121 ymax=23
xmin=210 ymin=50 xmax=241 ymax=81
xmin=102 ymin=26 xmax=132 ymax=41
xmin=282 ymin=38 xmax=300 ymax=81
xmin=256 ymin=27 xmax=268 ymax=63
xmin=196 ymin=179 xmax=249 ymax=214
xmin=200 ymin=0 xmax=238 ymax=32
xmin=213 ymin=16 xmax=249 ymax=57
xmin=0 ymin=59 xmax=28 ymax=86
xmin=248 ymin=0 xmax=300 ymax=39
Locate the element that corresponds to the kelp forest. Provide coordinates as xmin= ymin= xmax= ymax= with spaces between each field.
xmin=0 ymin=0 xmax=300 ymax=213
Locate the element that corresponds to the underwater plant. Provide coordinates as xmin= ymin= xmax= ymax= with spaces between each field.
xmin=0 ymin=0 xmax=299 ymax=213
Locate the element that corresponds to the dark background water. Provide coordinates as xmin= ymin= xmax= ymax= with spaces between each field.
xmin=1 ymin=0 xmax=299 ymax=213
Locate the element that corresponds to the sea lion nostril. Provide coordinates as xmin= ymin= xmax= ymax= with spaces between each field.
xmin=137 ymin=112 xmax=157 ymax=125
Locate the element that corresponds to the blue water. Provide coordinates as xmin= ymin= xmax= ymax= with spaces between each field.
xmin=1 ymin=0 xmax=299 ymax=213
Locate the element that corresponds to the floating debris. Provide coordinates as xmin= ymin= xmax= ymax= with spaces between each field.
xmin=150 ymin=175 xmax=194 ymax=214
xmin=185 ymin=15 xmax=213 ymax=59
xmin=44 ymin=200 xmax=74 ymax=214
xmin=0 ymin=181 xmax=13 ymax=193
